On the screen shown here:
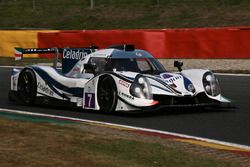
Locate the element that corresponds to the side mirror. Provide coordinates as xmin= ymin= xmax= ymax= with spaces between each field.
xmin=174 ymin=61 xmax=183 ymax=72
xmin=84 ymin=63 xmax=97 ymax=75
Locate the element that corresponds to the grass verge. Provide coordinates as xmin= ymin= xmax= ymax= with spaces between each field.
xmin=0 ymin=114 xmax=241 ymax=167
xmin=0 ymin=0 xmax=250 ymax=29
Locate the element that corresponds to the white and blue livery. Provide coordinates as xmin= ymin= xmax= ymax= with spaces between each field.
xmin=9 ymin=45 xmax=231 ymax=112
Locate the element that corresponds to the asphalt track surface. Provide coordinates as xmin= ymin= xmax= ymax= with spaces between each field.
xmin=0 ymin=67 xmax=250 ymax=146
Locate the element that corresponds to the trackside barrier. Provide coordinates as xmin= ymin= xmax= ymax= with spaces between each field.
xmin=0 ymin=30 xmax=38 ymax=57
xmin=0 ymin=30 xmax=58 ymax=57
xmin=37 ymin=27 xmax=250 ymax=59
xmin=1 ymin=27 xmax=250 ymax=58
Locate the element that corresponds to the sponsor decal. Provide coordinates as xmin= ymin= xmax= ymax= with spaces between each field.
xmin=62 ymin=48 xmax=91 ymax=74
xmin=119 ymin=80 xmax=130 ymax=88
xmin=119 ymin=91 xmax=134 ymax=100
xmin=169 ymin=83 xmax=177 ymax=88
xmin=162 ymin=73 xmax=173 ymax=79
xmin=85 ymin=93 xmax=95 ymax=108
xmin=77 ymin=98 xmax=83 ymax=107
xmin=165 ymin=76 xmax=182 ymax=84
xmin=62 ymin=49 xmax=88 ymax=60
xmin=14 ymin=48 xmax=23 ymax=60
xmin=37 ymin=82 xmax=54 ymax=96
xmin=87 ymin=86 xmax=91 ymax=92
xmin=135 ymin=52 xmax=142 ymax=57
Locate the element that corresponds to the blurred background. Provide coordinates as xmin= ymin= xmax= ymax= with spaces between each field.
xmin=0 ymin=0 xmax=249 ymax=30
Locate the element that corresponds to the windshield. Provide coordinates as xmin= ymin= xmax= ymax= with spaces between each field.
xmin=88 ymin=57 xmax=166 ymax=74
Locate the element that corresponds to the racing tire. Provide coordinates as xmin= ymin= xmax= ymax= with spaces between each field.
xmin=8 ymin=90 xmax=14 ymax=102
xmin=97 ymin=76 xmax=117 ymax=112
xmin=17 ymin=68 xmax=37 ymax=105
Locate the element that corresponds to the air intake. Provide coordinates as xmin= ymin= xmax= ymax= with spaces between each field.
xmin=108 ymin=44 xmax=135 ymax=51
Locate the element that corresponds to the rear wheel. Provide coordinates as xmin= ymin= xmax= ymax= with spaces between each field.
xmin=17 ymin=68 xmax=37 ymax=105
xmin=8 ymin=90 xmax=14 ymax=102
xmin=97 ymin=76 xmax=117 ymax=112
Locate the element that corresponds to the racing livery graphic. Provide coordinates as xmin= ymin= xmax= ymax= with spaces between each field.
xmin=9 ymin=45 xmax=231 ymax=112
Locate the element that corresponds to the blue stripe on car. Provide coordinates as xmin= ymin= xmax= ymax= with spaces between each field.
xmin=183 ymin=76 xmax=193 ymax=91
xmin=32 ymin=66 xmax=83 ymax=98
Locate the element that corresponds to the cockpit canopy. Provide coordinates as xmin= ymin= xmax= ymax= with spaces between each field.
xmin=88 ymin=57 xmax=166 ymax=75
xmin=67 ymin=48 xmax=166 ymax=77
xmin=88 ymin=49 xmax=166 ymax=75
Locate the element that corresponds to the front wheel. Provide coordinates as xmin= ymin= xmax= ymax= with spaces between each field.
xmin=97 ymin=76 xmax=117 ymax=112
xmin=17 ymin=68 xmax=37 ymax=105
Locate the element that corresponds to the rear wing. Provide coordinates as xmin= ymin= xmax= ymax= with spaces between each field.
xmin=14 ymin=47 xmax=58 ymax=60
xmin=14 ymin=46 xmax=98 ymax=73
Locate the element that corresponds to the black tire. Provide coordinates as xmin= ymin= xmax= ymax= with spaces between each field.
xmin=8 ymin=90 xmax=14 ymax=102
xmin=17 ymin=68 xmax=37 ymax=105
xmin=97 ymin=76 xmax=117 ymax=112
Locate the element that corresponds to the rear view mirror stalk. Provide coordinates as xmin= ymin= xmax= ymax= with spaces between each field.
xmin=174 ymin=61 xmax=183 ymax=72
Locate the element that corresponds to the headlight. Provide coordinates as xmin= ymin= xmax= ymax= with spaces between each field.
xmin=202 ymin=72 xmax=221 ymax=96
xmin=187 ymin=83 xmax=195 ymax=92
xmin=183 ymin=76 xmax=195 ymax=93
xmin=130 ymin=75 xmax=152 ymax=99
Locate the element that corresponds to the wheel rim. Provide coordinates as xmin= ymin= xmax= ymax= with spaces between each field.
xmin=98 ymin=77 xmax=117 ymax=112
xmin=18 ymin=70 xmax=36 ymax=103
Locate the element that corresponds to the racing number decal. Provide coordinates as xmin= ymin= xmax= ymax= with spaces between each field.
xmin=85 ymin=93 xmax=95 ymax=108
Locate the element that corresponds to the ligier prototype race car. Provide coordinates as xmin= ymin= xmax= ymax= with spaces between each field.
xmin=9 ymin=45 xmax=231 ymax=112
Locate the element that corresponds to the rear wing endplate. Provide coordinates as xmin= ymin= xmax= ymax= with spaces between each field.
xmin=15 ymin=47 xmax=61 ymax=68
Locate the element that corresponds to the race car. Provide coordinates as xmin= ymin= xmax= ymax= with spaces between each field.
xmin=9 ymin=44 xmax=231 ymax=112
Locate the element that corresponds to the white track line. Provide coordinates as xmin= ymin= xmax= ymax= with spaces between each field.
xmin=0 ymin=107 xmax=250 ymax=151
xmin=215 ymin=73 xmax=250 ymax=77
xmin=0 ymin=66 xmax=23 ymax=68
